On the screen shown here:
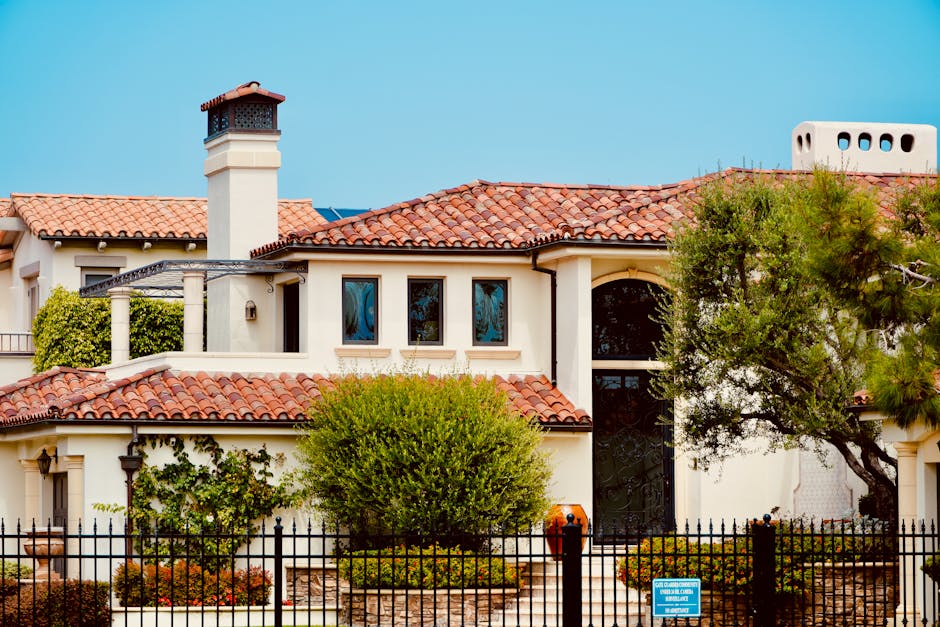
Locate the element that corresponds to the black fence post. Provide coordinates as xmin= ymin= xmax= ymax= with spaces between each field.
xmin=562 ymin=513 xmax=583 ymax=627
xmin=274 ymin=516 xmax=283 ymax=627
xmin=752 ymin=513 xmax=776 ymax=627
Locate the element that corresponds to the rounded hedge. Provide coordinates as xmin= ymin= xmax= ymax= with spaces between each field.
xmin=295 ymin=374 xmax=551 ymax=544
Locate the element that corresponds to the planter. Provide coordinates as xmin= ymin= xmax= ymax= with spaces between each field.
xmin=341 ymin=587 xmax=518 ymax=627
xmin=23 ymin=527 xmax=65 ymax=581
xmin=544 ymin=503 xmax=588 ymax=559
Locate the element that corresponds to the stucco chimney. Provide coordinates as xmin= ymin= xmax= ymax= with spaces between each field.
xmin=201 ymin=82 xmax=285 ymax=351
xmin=792 ymin=121 xmax=937 ymax=174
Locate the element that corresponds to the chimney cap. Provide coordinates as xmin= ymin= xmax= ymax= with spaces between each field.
xmin=200 ymin=81 xmax=285 ymax=112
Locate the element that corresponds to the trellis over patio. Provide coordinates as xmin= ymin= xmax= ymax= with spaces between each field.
xmin=77 ymin=259 xmax=307 ymax=359
xmin=0 ymin=515 xmax=938 ymax=626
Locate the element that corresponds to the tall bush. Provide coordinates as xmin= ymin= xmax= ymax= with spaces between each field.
xmin=295 ymin=374 xmax=551 ymax=545
xmin=32 ymin=286 xmax=184 ymax=372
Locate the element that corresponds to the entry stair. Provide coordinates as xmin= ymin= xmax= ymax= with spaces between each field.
xmin=489 ymin=550 xmax=646 ymax=627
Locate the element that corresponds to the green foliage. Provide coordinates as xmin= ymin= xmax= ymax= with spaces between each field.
xmin=617 ymin=521 xmax=892 ymax=597
xmin=113 ymin=561 xmax=271 ymax=607
xmin=32 ymin=287 xmax=109 ymax=371
xmin=32 ymin=286 xmax=184 ymax=372
xmin=338 ymin=545 xmax=521 ymax=589
xmin=657 ymin=170 xmax=901 ymax=518
xmin=1 ymin=580 xmax=111 ymax=626
xmin=922 ymin=554 xmax=940 ymax=582
xmin=130 ymin=436 xmax=296 ymax=568
xmin=295 ymin=373 xmax=551 ymax=545
xmin=0 ymin=560 xmax=32 ymax=579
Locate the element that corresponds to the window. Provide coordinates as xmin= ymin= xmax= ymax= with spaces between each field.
xmin=81 ymin=268 xmax=117 ymax=287
xmin=408 ymin=278 xmax=443 ymax=345
xmin=342 ymin=277 xmax=378 ymax=344
xmin=472 ymin=279 xmax=507 ymax=345
xmin=282 ymin=282 xmax=300 ymax=353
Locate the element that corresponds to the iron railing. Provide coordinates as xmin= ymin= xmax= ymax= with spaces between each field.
xmin=0 ymin=516 xmax=936 ymax=626
xmin=0 ymin=333 xmax=33 ymax=355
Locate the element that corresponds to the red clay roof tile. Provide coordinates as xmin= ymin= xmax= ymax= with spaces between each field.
xmin=251 ymin=169 xmax=940 ymax=257
xmin=6 ymin=194 xmax=324 ymax=241
xmin=0 ymin=369 xmax=589 ymax=429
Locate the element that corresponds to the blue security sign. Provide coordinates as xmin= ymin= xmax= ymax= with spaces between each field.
xmin=651 ymin=578 xmax=702 ymax=618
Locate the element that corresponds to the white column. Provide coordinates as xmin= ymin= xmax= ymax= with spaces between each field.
xmin=108 ymin=287 xmax=133 ymax=364
xmin=62 ymin=455 xmax=84 ymax=578
xmin=895 ymin=441 xmax=921 ymax=625
xmin=182 ymin=271 xmax=205 ymax=353
xmin=19 ymin=459 xmax=40 ymax=526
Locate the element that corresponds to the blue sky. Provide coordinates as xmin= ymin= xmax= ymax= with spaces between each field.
xmin=1 ymin=0 xmax=939 ymax=210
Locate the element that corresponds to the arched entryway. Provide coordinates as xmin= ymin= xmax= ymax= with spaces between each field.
xmin=592 ymin=277 xmax=674 ymax=536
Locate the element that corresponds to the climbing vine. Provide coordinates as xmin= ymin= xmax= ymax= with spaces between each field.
xmin=129 ymin=436 xmax=296 ymax=568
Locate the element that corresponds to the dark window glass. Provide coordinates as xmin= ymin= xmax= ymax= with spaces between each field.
xmin=283 ymin=282 xmax=300 ymax=353
xmin=82 ymin=270 xmax=117 ymax=287
xmin=592 ymin=279 xmax=668 ymax=359
xmin=472 ymin=279 xmax=507 ymax=345
xmin=342 ymin=278 xmax=378 ymax=344
xmin=408 ymin=278 xmax=443 ymax=345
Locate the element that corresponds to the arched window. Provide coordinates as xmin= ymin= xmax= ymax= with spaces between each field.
xmin=592 ymin=280 xmax=668 ymax=359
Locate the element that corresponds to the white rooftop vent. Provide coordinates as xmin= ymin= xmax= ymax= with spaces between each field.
xmin=792 ymin=121 xmax=937 ymax=174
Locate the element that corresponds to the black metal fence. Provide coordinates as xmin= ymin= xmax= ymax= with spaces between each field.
xmin=0 ymin=515 xmax=937 ymax=626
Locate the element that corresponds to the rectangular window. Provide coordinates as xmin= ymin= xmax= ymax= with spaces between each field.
xmin=472 ymin=279 xmax=508 ymax=345
xmin=81 ymin=268 xmax=117 ymax=287
xmin=408 ymin=278 xmax=443 ymax=345
xmin=342 ymin=277 xmax=378 ymax=344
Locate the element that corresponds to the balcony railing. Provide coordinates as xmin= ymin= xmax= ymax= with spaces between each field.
xmin=0 ymin=332 xmax=34 ymax=355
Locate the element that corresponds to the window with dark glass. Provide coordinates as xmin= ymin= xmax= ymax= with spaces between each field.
xmin=342 ymin=277 xmax=378 ymax=344
xmin=81 ymin=268 xmax=118 ymax=287
xmin=408 ymin=278 xmax=443 ymax=345
xmin=472 ymin=279 xmax=507 ymax=346
xmin=592 ymin=279 xmax=668 ymax=359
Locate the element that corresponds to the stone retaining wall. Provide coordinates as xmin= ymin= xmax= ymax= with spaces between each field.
xmin=340 ymin=588 xmax=518 ymax=627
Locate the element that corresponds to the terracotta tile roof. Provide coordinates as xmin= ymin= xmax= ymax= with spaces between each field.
xmin=0 ymin=367 xmax=106 ymax=424
xmin=5 ymin=194 xmax=324 ymax=240
xmin=497 ymin=375 xmax=591 ymax=428
xmin=0 ymin=369 xmax=589 ymax=430
xmin=200 ymin=81 xmax=285 ymax=111
xmin=253 ymin=168 xmax=940 ymax=257
xmin=253 ymin=176 xmax=712 ymax=256
xmin=0 ymin=198 xmax=11 ymax=218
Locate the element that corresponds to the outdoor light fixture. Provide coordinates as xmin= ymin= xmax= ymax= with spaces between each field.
xmin=245 ymin=300 xmax=257 ymax=321
xmin=36 ymin=448 xmax=56 ymax=477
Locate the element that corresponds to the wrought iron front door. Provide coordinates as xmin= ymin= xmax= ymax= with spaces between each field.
xmin=592 ymin=370 xmax=674 ymax=538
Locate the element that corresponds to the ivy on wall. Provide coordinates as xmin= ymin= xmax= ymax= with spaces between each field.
xmin=129 ymin=436 xmax=296 ymax=568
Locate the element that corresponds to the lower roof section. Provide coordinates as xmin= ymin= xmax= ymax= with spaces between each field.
xmin=0 ymin=365 xmax=591 ymax=431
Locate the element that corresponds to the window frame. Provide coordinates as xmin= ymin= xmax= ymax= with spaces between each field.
xmin=407 ymin=277 xmax=444 ymax=346
xmin=341 ymin=276 xmax=379 ymax=345
xmin=81 ymin=268 xmax=119 ymax=288
xmin=471 ymin=278 xmax=508 ymax=346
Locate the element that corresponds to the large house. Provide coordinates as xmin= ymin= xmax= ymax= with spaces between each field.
xmin=1 ymin=82 xmax=938 ymax=551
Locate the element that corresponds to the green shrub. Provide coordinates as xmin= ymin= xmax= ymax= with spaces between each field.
xmin=113 ymin=560 xmax=271 ymax=607
xmin=338 ymin=545 xmax=520 ymax=589
xmin=295 ymin=374 xmax=551 ymax=546
xmin=0 ymin=560 xmax=32 ymax=579
xmin=1 ymin=579 xmax=111 ymax=626
xmin=32 ymin=286 xmax=184 ymax=372
xmin=618 ymin=521 xmax=893 ymax=596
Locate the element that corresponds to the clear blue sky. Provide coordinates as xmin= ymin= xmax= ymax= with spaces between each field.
xmin=1 ymin=0 xmax=939 ymax=210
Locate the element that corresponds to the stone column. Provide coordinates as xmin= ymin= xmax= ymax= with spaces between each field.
xmin=894 ymin=441 xmax=920 ymax=625
xmin=62 ymin=455 xmax=84 ymax=579
xmin=108 ymin=287 xmax=133 ymax=364
xmin=19 ymin=458 xmax=40 ymax=526
xmin=182 ymin=271 xmax=205 ymax=353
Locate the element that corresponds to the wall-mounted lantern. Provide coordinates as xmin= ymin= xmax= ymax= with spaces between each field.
xmin=37 ymin=448 xmax=57 ymax=477
xmin=245 ymin=300 xmax=257 ymax=321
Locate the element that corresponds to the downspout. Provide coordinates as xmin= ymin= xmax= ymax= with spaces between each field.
xmin=530 ymin=251 xmax=558 ymax=386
